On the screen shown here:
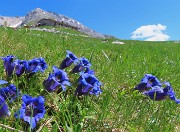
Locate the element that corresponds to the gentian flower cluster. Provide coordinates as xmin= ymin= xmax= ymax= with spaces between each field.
xmin=14 ymin=95 xmax=46 ymax=129
xmin=0 ymin=52 xmax=102 ymax=130
xmin=59 ymin=51 xmax=102 ymax=96
xmin=43 ymin=66 xmax=71 ymax=92
xmin=135 ymin=74 xmax=180 ymax=104
xmin=0 ymin=55 xmax=48 ymax=130
xmin=1 ymin=55 xmax=48 ymax=77
xmin=59 ymin=50 xmax=94 ymax=74
xmin=134 ymin=74 xmax=161 ymax=92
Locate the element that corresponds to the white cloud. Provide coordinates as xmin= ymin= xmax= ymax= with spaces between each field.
xmin=131 ymin=24 xmax=170 ymax=41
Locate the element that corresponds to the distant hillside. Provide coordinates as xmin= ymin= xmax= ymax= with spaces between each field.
xmin=0 ymin=8 xmax=115 ymax=39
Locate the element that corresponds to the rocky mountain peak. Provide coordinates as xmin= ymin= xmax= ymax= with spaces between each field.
xmin=0 ymin=8 xmax=114 ymax=38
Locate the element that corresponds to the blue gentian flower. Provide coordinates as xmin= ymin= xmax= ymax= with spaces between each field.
xmin=1 ymin=55 xmax=15 ymax=77
xmin=0 ymin=84 xmax=21 ymax=102
xmin=75 ymin=73 xmax=102 ymax=96
xmin=14 ymin=59 xmax=28 ymax=77
xmin=0 ymin=95 xmax=10 ymax=117
xmin=143 ymin=82 xmax=180 ymax=104
xmin=43 ymin=66 xmax=71 ymax=92
xmin=60 ymin=50 xmax=78 ymax=69
xmin=134 ymin=74 xmax=161 ymax=92
xmin=26 ymin=58 xmax=47 ymax=74
xmin=14 ymin=95 xmax=46 ymax=129
xmin=71 ymin=58 xmax=91 ymax=73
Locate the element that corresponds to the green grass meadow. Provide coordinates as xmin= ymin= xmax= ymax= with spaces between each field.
xmin=0 ymin=27 xmax=179 ymax=132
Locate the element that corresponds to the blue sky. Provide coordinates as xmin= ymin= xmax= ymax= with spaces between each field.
xmin=0 ymin=0 xmax=180 ymax=41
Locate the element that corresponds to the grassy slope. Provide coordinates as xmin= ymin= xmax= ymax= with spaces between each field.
xmin=0 ymin=26 xmax=179 ymax=132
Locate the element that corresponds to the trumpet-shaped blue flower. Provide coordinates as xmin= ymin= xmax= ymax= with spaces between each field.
xmin=14 ymin=59 xmax=28 ymax=77
xmin=0 ymin=95 xmax=10 ymax=117
xmin=71 ymin=58 xmax=91 ymax=73
xmin=75 ymin=73 xmax=102 ymax=96
xmin=143 ymin=82 xmax=180 ymax=104
xmin=0 ymin=84 xmax=21 ymax=102
xmin=60 ymin=50 xmax=78 ymax=69
xmin=1 ymin=55 xmax=15 ymax=77
xmin=43 ymin=66 xmax=71 ymax=92
xmin=134 ymin=74 xmax=161 ymax=92
xmin=14 ymin=95 xmax=46 ymax=129
xmin=26 ymin=58 xmax=47 ymax=74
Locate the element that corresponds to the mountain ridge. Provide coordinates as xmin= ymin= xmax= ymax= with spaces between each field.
xmin=0 ymin=8 xmax=115 ymax=39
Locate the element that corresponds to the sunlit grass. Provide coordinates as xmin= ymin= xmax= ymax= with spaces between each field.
xmin=0 ymin=26 xmax=179 ymax=132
